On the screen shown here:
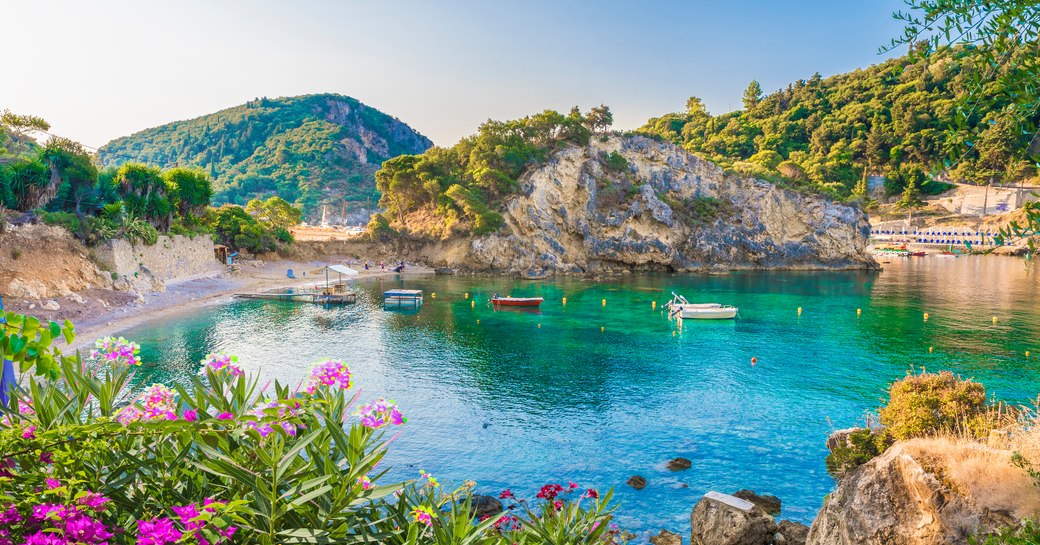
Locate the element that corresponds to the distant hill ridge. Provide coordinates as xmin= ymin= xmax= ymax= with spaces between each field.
xmin=97 ymin=94 xmax=432 ymax=215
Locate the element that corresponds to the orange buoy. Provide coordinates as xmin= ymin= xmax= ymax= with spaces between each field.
xmin=751 ymin=357 xmax=758 ymax=366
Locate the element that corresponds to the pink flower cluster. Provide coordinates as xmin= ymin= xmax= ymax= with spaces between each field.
xmin=0 ymin=400 xmax=35 ymax=427
xmin=6 ymin=487 xmax=115 ymax=545
xmin=305 ymin=360 xmax=352 ymax=394
xmin=356 ymin=398 xmax=405 ymax=429
xmin=117 ymin=384 xmax=178 ymax=424
xmin=89 ymin=336 xmax=141 ymax=368
xmin=137 ymin=499 xmax=236 ymax=545
xmin=202 ymin=353 xmax=243 ymax=377
xmin=411 ymin=505 xmax=435 ymax=527
xmin=243 ymin=399 xmax=302 ymax=438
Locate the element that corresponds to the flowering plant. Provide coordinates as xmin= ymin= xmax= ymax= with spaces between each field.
xmin=0 ymin=313 xmax=620 ymax=545
xmin=89 ymin=336 xmax=141 ymax=368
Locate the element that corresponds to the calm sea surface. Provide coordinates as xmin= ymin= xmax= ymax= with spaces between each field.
xmin=117 ymin=256 xmax=1040 ymax=536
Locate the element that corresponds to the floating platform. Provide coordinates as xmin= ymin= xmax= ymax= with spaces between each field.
xmin=384 ymin=289 xmax=423 ymax=306
xmin=236 ymin=285 xmax=357 ymax=305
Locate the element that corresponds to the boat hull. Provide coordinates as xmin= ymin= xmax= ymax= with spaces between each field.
xmin=492 ymin=297 xmax=543 ymax=307
xmin=677 ymin=307 xmax=738 ymax=320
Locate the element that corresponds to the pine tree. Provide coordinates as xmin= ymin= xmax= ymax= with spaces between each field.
xmin=743 ymin=80 xmax=763 ymax=110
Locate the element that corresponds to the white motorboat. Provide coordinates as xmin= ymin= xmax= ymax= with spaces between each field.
xmin=666 ymin=293 xmax=738 ymax=320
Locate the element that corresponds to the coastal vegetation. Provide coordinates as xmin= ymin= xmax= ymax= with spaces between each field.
xmin=96 ymin=94 xmax=433 ymax=216
xmin=0 ymin=313 xmax=622 ymax=544
xmin=372 ymin=106 xmax=613 ymax=238
xmin=638 ymin=46 xmax=1038 ymax=201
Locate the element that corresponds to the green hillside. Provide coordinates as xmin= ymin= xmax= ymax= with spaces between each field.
xmin=97 ymin=94 xmax=432 ymax=215
xmin=639 ymin=46 xmax=1039 ymax=200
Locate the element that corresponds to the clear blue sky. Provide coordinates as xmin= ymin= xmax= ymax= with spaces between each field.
xmin=5 ymin=0 xmax=911 ymax=148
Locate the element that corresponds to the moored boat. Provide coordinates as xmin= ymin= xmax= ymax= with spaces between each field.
xmin=665 ymin=293 xmax=738 ymax=320
xmin=491 ymin=295 xmax=544 ymax=307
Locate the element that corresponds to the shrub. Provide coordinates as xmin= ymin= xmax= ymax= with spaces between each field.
xmin=604 ymin=151 xmax=629 ymax=172
xmin=40 ymin=210 xmax=81 ymax=233
xmin=10 ymin=247 xmax=21 ymax=260
xmin=0 ymin=314 xmax=624 ymax=544
xmin=879 ymin=370 xmax=991 ymax=440
xmin=366 ymin=212 xmax=397 ymax=240
xmin=825 ymin=428 xmax=894 ymax=478
xmin=971 ymin=520 xmax=1040 ymax=544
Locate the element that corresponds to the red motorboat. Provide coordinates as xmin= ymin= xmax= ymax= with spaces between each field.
xmin=491 ymin=295 xmax=544 ymax=307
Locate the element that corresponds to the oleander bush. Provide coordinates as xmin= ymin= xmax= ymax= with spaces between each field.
xmin=824 ymin=428 xmax=894 ymax=478
xmin=0 ymin=312 xmax=623 ymax=545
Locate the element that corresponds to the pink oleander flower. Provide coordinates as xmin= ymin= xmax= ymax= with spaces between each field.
xmin=243 ymin=399 xmax=302 ymax=437
xmin=78 ymin=492 xmax=111 ymax=512
xmin=499 ymin=489 xmax=514 ymax=500
xmin=419 ymin=469 xmax=439 ymax=488
xmin=117 ymin=384 xmax=179 ymax=424
xmin=357 ymin=475 xmax=373 ymax=490
xmin=202 ymin=353 xmax=243 ymax=377
xmin=22 ymin=425 xmax=36 ymax=439
xmin=216 ymin=412 xmax=233 ymax=420
xmin=411 ymin=505 xmax=435 ymax=527
xmin=536 ymin=483 xmax=563 ymax=500
xmin=0 ymin=400 xmax=35 ymax=427
xmin=568 ymin=481 xmax=578 ymax=489
xmin=136 ymin=517 xmax=182 ymax=545
xmin=584 ymin=488 xmax=599 ymax=499
xmin=89 ymin=336 xmax=141 ymax=367
xmin=183 ymin=409 xmax=198 ymax=422
xmin=305 ymin=359 xmax=352 ymax=394
xmin=356 ymin=398 xmax=406 ymax=429
xmin=45 ymin=478 xmax=61 ymax=490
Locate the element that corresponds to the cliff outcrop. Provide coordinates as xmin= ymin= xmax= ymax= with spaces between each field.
xmin=424 ymin=136 xmax=874 ymax=273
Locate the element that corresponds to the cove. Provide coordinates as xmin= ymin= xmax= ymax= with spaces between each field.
xmin=116 ymin=256 xmax=1040 ymax=535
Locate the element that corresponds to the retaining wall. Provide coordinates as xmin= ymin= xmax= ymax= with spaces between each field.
xmin=94 ymin=235 xmax=220 ymax=281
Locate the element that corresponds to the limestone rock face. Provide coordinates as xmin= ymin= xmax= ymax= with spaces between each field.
xmin=650 ymin=529 xmax=682 ymax=545
xmin=452 ymin=135 xmax=874 ymax=273
xmin=733 ymin=490 xmax=782 ymax=517
xmin=807 ymin=439 xmax=1040 ymax=545
xmin=691 ymin=494 xmax=778 ymax=545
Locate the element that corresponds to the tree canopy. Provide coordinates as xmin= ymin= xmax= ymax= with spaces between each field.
xmin=638 ymin=46 xmax=1039 ymax=200
xmin=373 ymin=106 xmax=612 ymax=238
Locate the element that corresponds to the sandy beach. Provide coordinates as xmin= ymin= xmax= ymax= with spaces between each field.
xmin=3 ymin=257 xmax=432 ymax=353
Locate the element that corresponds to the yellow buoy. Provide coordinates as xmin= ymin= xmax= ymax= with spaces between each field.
xmin=471 ymin=300 xmax=475 ymax=308
xmin=602 ymin=298 xmax=607 ymax=307
xmin=929 ymin=346 xmax=934 ymax=354
xmin=1027 ymin=351 xmax=1031 ymax=358
xmin=431 ymin=292 xmax=436 ymax=299
xmin=652 ymin=301 xmax=657 ymax=310
xmin=992 ymin=316 xmax=998 ymax=324
xmin=537 ymin=323 xmax=541 ymax=329
xmin=797 ymin=307 xmax=803 ymax=316
xmin=562 ymin=297 xmax=567 ymax=305
xmin=672 ymin=331 xmax=676 ymax=336
xmin=476 ymin=319 xmax=480 ymax=324
xmin=601 ymin=326 xmax=605 ymax=332
xmin=465 ymin=292 xmax=469 ymax=299
xmin=924 ymin=312 xmax=929 ymax=321
xmin=857 ymin=308 xmax=862 ymax=317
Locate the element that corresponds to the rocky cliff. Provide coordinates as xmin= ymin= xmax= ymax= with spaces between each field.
xmin=807 ymin=438 xmax=1040 ymax=545
xmin=428 ymin=136 xmax=874 ymax=273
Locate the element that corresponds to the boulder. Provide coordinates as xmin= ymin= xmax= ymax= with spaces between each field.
xmin=40 ymin=299 xmax=60 ymax=311
xmin=691 ymin=491 xmax=777 ymax=545
xmin=667 ymin=457 xmax=692 ymax=471
xmin=649 ymin=529 xmax=682 ymax=545
xmin=627 ymin=475 xmax=647 ymax=490
xmin=777 ymin=520 xmax=809 ymax=545
xmin=434 ymin=267 xmax=455 ymax=275
xmin=471 ymin=494 xmax=502 ymax=520
xmin=807 ymin=439 xmax=1040 ymax=545
xmin=733 ymin=490 xmax=781 ymax=516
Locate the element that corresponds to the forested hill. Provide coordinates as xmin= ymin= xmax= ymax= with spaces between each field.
xmin=97 ymin=94 xmax=432 ymax=214
xmin=639 ymin=46 xmax=1039 ymax=200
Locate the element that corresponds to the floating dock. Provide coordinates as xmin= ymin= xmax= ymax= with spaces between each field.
xmin=384 ymin=289 xmax=423 ymax=306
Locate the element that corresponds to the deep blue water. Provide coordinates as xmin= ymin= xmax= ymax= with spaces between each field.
xmin=116 ymin=256 xmax=1040 ymax=538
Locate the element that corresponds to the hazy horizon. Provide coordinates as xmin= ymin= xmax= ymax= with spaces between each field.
xmin=6 ymin=0 xmax=908 ymax=149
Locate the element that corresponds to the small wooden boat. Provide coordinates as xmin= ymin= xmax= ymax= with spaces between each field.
xmin=491 ymin=295 xmax=543 ymax=307
xmin=665 ymin=293 xmax=738 ymax=320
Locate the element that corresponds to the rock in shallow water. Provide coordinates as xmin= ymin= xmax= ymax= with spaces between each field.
xmin=627 ymin=475 xmax=647 ymax=490
xmin=690 ymin=491 xmax=777 ymax=545
xmin=649 ymin=529 xmax=682 ymax=545
xmin=732 ymin=489 xmax=782 ymax=517
xmin=667 ymin=457 xmax=692 ymax=471
xmin=471 ymin=494 xmax=502 ymax=520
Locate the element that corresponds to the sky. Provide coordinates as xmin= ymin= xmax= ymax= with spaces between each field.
xmin=4 ymin=0 xmax=911 ymax=149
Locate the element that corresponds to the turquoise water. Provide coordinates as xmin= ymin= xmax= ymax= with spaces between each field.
xmin=118 ymin=256 xmax=1040 ymax=536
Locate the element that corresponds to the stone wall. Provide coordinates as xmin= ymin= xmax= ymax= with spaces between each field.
xmin=94 ymin=235 xmax=220 ymax=284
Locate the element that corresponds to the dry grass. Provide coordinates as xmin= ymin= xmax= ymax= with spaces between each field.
xmin=901 ymin=437 xmax=1040 ymax=519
